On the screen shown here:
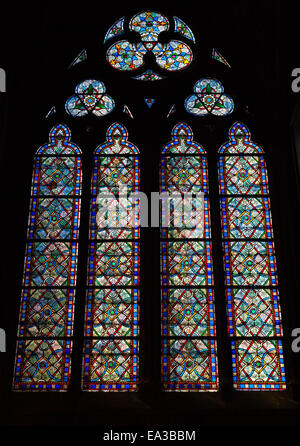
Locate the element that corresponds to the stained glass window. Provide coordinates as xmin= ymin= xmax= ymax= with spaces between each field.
xmin=144 ymin=98 xmax=155 ymax=108
xmin=173 ymin=16 xmax=195 ymax=43
xmin=211 ymin=48 xmax=231 ymax=68
xmin=132 ymin=70 xmax=165 ymax=81
xmin=68 ymin=49 xmax=87 ymax=69
xmin=104 ymin=17 xmax=125 ymax=43
xmin=185 ymin=78 xmax=234 ymax=117
xmin=218 ymin=122 xmax=286 ymax=390
xmin=13 ymin=124 xmax=82 ymax=391
xmin=82 ymin=123 xmax=140 ymax=391
xmin=65 ymin=80 xmax=115 ymax=117
xmin=106 ymin=11 xmax=194 ymax=75
xmin=45 ymin=106 xmax=56 ymax=119
xmin=161 ymin=122 xmax=218 ymax=391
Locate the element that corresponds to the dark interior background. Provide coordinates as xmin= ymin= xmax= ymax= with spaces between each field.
xmin=1 ymin=0 xmax=300 ymax=436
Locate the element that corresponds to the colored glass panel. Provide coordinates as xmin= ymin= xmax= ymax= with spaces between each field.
xmin=161 ymin=156 xmax=208 ymax=194
xmin=226 ymin=288 xmax=282 ymax=337
xmin=223 ymin=240 xmax=278 ymax=287
xmin=162 ymin=339 xmax=218 ymax=391
xmin=45 ymin=106 xmax=56 ymax=118
xmin=106 ymin=11 xmax=193 ymax=73
xmin=13 ymin=124 xmax=81 ymax=391
xmin=18 ymin=288 xmax=75 ymax=338
xmin=162 ymin=288 xmax=215 ymax=337
xmin=130 ymin=11 xmax=169 ymax=38
xmin=161 ymin=240 xmax=212 ymax=287
xmin=220 ymin=196 xmax=273 ymax=239
xmin=219 ymin=156 xmax=269 ymax=195
xmin=104 ymin=17 xmax=125 ymax=43
xmin=232 ymin=340 xmax=285 ymax=390
xmin=174 ymin=16 xmax=195 ymax=43
xmin=82 ymin=339 xmax=138 ymax=391
xmin=166 ymin=104 xmax=176 ymax=118
xmin=68 ymin=49 xmax=87 ymax=68
xmin=212 ymin=48 xmax=231 ymax=68
xmin=32 ymin=157 xmax=81 ymax=196
xmin=88 ymin=241 xmax=139 ymax=287
xmin=90 ymin=196 xmax=139 ymax=240
xmin=123 ymin=105 xmax=134 ymax=119
xmin=161 ymin=195 xmax=211 ymax=239
xmin=219 ymin=122 xmax=264 ymax=154
xmin=85 ymin=289 xmax=139 ymax=337
xmin=93 ymin=156 xmax=138 ymax=193
xmin=28 ymin=197 xmax=80 ymax=240
xmin=161 ymin=123 xmax=218 ymax=391
xmin=65 ymin=79 xmax=115 ymax=117
xmin=132 ymin=70 xmax=165 ymax=81
xmin=144 ymin=98 xmax=155 ymax=108
xmin=82 ymin=123 xmax=140 ymax=391
xmin=155 ymin=41 xmax=193 ymax=71
xmin=14 ymin=339 xmax=72 ymax=391
xmin=107 ymin=41 xmax=145 ymax=71
xmin=218 ymin=122 xmax=285 ymax=390
xmin=185 ymin=78 xmax=234 ymax=116
xmin=23 ymin=241 xmax=78 ymax=287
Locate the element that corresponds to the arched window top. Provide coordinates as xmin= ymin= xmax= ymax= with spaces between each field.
xmin=95 ymin=122 xmax=139 ymax=155
xmin=75 ymin=79 xmax=106 ymax=94
xmin=219 ymin=122 xmax=264 ymax=154
xmin=195 ymin=78 xmax=224 ymax=94
xmin=162 ymin=122 xmax=206 ymax=155
xmin=36 ymin=124 xmax=81 ymax=155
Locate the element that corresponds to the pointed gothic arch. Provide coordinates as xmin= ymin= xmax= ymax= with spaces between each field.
xmin=13 ymin=124 xmax=82 ymax=391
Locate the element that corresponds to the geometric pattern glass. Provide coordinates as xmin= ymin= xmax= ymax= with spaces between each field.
xmin=106 ymin=11 xmax=194 ymax=74
xmin=218 ymin=122 xmax=285 ymax=390
xmin=161 ymin=122 xmax=218 ymax=391
xmin=13 ymin=124 xmax=82 ymax=391
xmin=82 ymin=123 xmax=140 ymax=391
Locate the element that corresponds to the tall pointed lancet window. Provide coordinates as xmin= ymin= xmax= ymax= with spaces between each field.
xmin=13 ymin=124 xmax=82 ymax=391
xmin=218 ymin=122 xmax=286 ymax=390
xmin=161 ymin=123 xmax=218 ymax=391
xmin=82 ymin=123 xmax=140 ymax=391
